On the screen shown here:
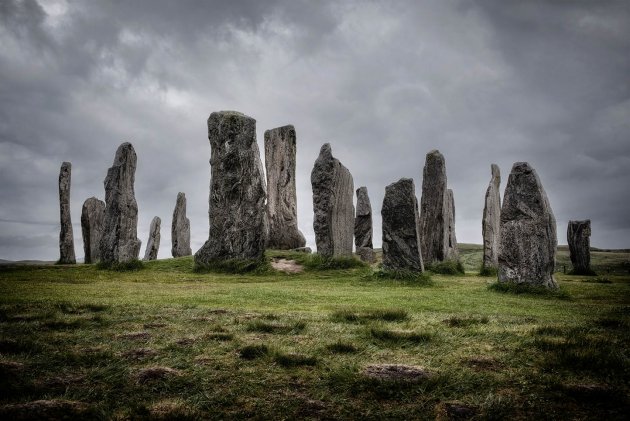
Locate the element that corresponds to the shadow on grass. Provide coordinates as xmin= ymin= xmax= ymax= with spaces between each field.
xmin=193 ymin=258 xmax=272 ymax=275
xmin=362 ymin=269 xmax=433 ymax=285
xmin=331 ymin=308 xmax=409 ymax=323
xmin=488 ymin=282 xmax=571 ymax=300
xmin=96 ymin=259 xmax=144 ymax=272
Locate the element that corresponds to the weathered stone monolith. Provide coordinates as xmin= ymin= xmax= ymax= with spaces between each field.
xmin=311 ymin=143 xmax=354 ymax=258
xmin=99 ymin=142 xmax=142 ymax=264
xmin=354 ymin=186 xmax=375 ymax=263
xmin=482 ymin=164 xmax=501 ymax=270
xmin=264 ymin=125 xmax=306 ymax=249
xmin=81 ymin=197 xmax=105 ymax=264
xmin=498 ymin=162 xmax=557 ymax=288
xmin=194 ymin=111 xmax=267 ymax=267
xmin=381 ymin=178 xmax=424 ymax=272
xmin=568 ymin=220 xmax=592 ymax=275
xmin=171 ymin=192 xmax=192 ymax=257
xmin=58 ymin=162 xmax=76 ymax=264
xmin=144 ymin=217 xmax=161 ymax=261
xmin=418 ymin=150 xmax=448 ymax=264
xmin=445 ymin=189 xmax=458 ymax=260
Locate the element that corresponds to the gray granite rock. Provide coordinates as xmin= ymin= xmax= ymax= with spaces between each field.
xmin=58 ymin=162 xmax=76 ymax=264
xmin=381 ymin=178 xmax=424 ymax=272
xmin=194 ymin=111 xmax=267 ymax=266
xmin=311 ymin=143 xmax=354 ymax=258
xmin=354 ymin=186 xmax=375 ymax=262
xmin=81 ymin=197 xmax=105 ymax=264
xmin=264 ymin=125 xmax=306 ymax=249
xmin=482 ymin=164 xmax=501 ymax=270
xmin=99 ymin=142 xmax=142 ymax=263
xmin=144 ymin=216 xmax=161 ymax=261
xmin=171 ymin=192 xmax=192 ymax=257
xmin=445 ymin=189 xmax=459 ymax=260
xmin=418 ymin=150 xmax=448 ymax=264
xmin=498 ymin=162 xmax=557 ymax=288
xmin=568 ymin=220 xmax=592 ymax=274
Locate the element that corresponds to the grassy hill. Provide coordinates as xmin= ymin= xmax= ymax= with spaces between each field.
xmin=0 ymin=249 xmax=628 ymax=419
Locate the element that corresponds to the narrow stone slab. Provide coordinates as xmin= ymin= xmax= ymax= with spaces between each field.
xmin=144 ymin=216 xmax=161 ymax=261
xmin=311 ymin=143 xmax=354 ymax=258
xmin=445 ymin=189 xmax=458 ymax=260
xmin=194 ymin=111 xmax=267 ymax=266
xmin=171 ymin=192 xmax=192 ymax=257
xmin=419 ymin=150 xmax=448 ymax=264
xmin=568 ymin=220 xmax=592 ymax=274
xmin=354 ymin=186 xmax=375 ymax=263
xmin=264 ymin=125 xmax=306 ymax=249
xmin=58 ymin=162 xmax=76 ymax=264
xmin=81 ymin=197 xmax=105 ymax=264
xmin=381 ymin=178 xmax=424 ymax=272
xmin=482 ymin=164 xmax=501 ymax=270
xmin=498 ymin=162 xmax=557 ymax=288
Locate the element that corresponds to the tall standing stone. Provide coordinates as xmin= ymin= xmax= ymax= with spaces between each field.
xmin=445 ymin=189 xmax=458 ymax=260
xmin=381 ymin=178 xmax=424 ymax=272
xmin=58 ymin=162 xmax=76 ymax=264
xmin=482 ymin=164 xmax=501 ymax=270
xmin=99 ymin=142 xmax=142 ymax=264
xmin=171 ymin=192 xmax=192 ymax=257
xmin=144 ymin=216 xmax=161 ymax=261
xmin=194 ymin=111 xmax=267 ymax=267
xmin=419 ymin=150 xmax=448 ymax=264
xmin=264 ymin=125 xmax=306 ymax=249
xmin=567 ymin=220 xmax=592 ymax=275
xmin=311 ymin=143 xmax=354 ymax=258
xmin=81 ymin=197 xmax=105 ymax=264
xmin=498 ymin=162 xmax=557 ymax=288
xmin=354 ymin=186 xmax=375 ymax=263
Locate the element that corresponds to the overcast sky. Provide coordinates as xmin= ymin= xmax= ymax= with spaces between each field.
xmin=1 ymin=0 xmax=629 ymax=261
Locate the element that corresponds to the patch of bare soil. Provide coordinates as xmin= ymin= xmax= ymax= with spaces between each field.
xmin=175 ymin=337 xmax=196 ymax=346
xmin=271 ymin=258 xmax=304 ymax=274
xmin=0 ymin=399 xmax=92 ymax=420
xmin=116 ymin=331 xmax=151 ymax=340
xmin=363 ymin=364 xmax=432 ymax=381
xmin=144 ymin=322 xmax=167 ymax=329
xmin=462 ymin=356 xmax=502 ymax=371
xmin=435 ymin=401 xmax=478 ymax=420
xmin=120 ymin=348 xmax=158 ymax=360
xmin=135 ymin=366 xmax=182 ymax=384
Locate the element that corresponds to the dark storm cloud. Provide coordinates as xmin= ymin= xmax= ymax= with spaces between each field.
xmin=0 ymin=0 xmax=628 ymax=261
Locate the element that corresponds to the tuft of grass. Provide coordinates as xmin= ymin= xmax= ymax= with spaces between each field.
xmin=479 ymin=265 xmax=498 ymax=277
xmin=297 ymin=253 xmax=366 ymax=271
xmin=239 ymin=344 xmax=269 ymax=360
xmin=193 ymin=257 xmax=272 ymax=274
xmin=96 ymin=259 xmax=144 ymax=271
xmin=331 ymin=308 xmax=409 ymax=323
xmin=204 ymin=332 xmax=233 ymax=341
xmin=369 ymin=327 xmax=432 ymax=345
xmin=273 ymin=352 xmax=317 ymax=367
xmin=246 ymin=320 xmax=306 ymax=334
xmin=365 ymin=269 xmax=433 ymax=284
xmin=326 ymin=341 xmax=358 ymax=354
xmin=427 ymin=260 xmax=465 ymax=275
xmin=444 ymin=315 xmax=489 ymax=328
xmin=488 ymin=282 xmax=571 ymax=299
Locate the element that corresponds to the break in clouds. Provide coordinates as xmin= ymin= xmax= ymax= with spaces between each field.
xmin=0 ymin=0 xmax=629 ymax=261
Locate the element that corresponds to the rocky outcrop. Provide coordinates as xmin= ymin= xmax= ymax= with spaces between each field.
xmin=143 ymin=217 xmax=161 ymax=261
xmin=482 ymin=164 xmax=501 ymax=270
xmin=498 ymin=162 xmax=557 ymax=288
xmin=445 ymin=189 xmax=458 ymax=260
xmin=99 ymin=142 xmax=142 ymax=264
xmin=381 ymin=178 xmax=424 ymax=272
xmin=194 ymin=111 xmax=267 ymax=267
xmin=568 ymin=220 xmax=592 ymax=275
xmin=58 ymin=162 xmax=76 ymax=264
xmin=81 ymin=197 xmax=105 ymax=264
xmin=264 ymin=125 xmax=306 ymax=250
xmin=418 ymin=150 xmax=448 ymax=264
xmin=354 ymin=186 xmax=375 ymax=263
xmin=171 ymin=192 xmax=192 ymax=257
xmin=311 ymin=143 xmax=354 ymax=258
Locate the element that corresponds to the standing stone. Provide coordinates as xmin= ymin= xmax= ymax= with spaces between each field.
xmin=81 ymin=197 xmax=105 ymax=264
xmin=381 ymin=178 xmax=424 ymax=272
xmin=144 ymin=216 xmax=161 ymax=261
xmin=568 ymin=220 xmax=592 ymax=275
xmin=99 ymin=142 xmax=142 ymax=264
xmin=194 ymin=111 xmax=267 ymax=267
xmin=58 ymin=162 xmax=76 ymax=264
xmin=445 ymin=189 xmax=458 ymax=260
xmin=354 ymin=186 xmax=375 ymax=263
xmin=311 ymin=143 xmax=354 ymax=258
xmin=264 ymin=125 xmax=306 ymax=249
xmin=171 ymin=192 xmax=192 ymax=257
xmin=418 ymin=150 xmax=448 ymax=264
xmin=498 ymin=162 xmax=557 ymax=288
xmin=482 ymin=164 xmax=501 ymax=270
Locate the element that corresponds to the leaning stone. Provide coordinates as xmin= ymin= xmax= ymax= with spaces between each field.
xmin=99 ymin=142 xmax=142 ymax=264
xmin=81 ymin=197 xmax=105 ymax=264
xmin=354 ymin=186 xmax=375 ymax=263
xmin=498 ymin=162 xmax=557 ymax=288
xmin=568 ymin=220 xmax=592 ymax=275
xmin=194 ymin=111 xmax=267 ymax=267
xmin=381 ymin=178 xmax=424 ymax=272
xmin=143 ymin=216 xmax=161 ymax=261
xmin=171 ymin=192 xmax=192 ymax=257
xmin=58 ymin=162 xmax=76 ymax=264
xmin=445 ymin=189 xmax=458 ymax=260
xmin=311 ymin=143 xmax=354 ymax=258
xmin=419 ymin=150 xmax=448 ymax=264
xmin=482 ymin=164 xmax=501 ymax=270
xmin=264 ymin=125 xmax=306 ymax=249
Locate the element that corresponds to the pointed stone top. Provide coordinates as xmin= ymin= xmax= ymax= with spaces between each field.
xmin=319 ymin=142 xmax=332 ymax=157
xmin=426 ymin=149 xmax=443 ymax=158
xmin=113 ymin=142 xmax=136 ymax=163
xmin=151 ymin=216 xmax=161 ymax=225
xmin=61 ymin=161 xmax=71 ymax=168
xmin=177 ymin=192 xmax=186 ymax=200
xmin=491 ymin=164 xmax=500 ymax=178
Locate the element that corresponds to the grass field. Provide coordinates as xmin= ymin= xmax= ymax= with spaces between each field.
xmin=0 ymin=246 xmax=628 ymax=419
